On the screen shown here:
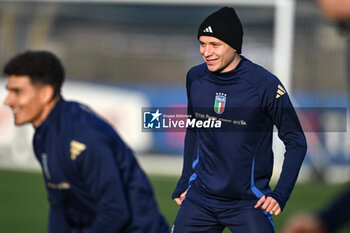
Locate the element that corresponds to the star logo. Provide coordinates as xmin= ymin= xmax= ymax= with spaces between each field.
xmin=151 ymin=109 xmax=162 ymax=122
xmin=143 ymin=108 xmax=162 ymax=129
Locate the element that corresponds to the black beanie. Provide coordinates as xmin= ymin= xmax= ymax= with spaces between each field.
xmin=197 ymin=7 xmax=243 ymax=54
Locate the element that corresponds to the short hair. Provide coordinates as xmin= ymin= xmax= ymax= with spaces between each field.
xmin=3 ymin=50 xmax=65 ymax=98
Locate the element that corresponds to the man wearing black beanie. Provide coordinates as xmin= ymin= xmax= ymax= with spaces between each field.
xmin=172 ymin=7 xmax=307 ymax=233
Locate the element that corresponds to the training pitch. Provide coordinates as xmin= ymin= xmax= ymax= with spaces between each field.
xmin=0 ymin=169 xmax=347 ymax=233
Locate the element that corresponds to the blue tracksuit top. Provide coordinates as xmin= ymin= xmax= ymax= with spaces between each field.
xmin=33 ymin=99 xmax=168 ymax=233
xmin=172 ymin=56 xmax=307 ymax=211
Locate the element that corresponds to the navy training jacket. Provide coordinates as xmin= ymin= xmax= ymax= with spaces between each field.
xmin=33 ymin=99 xmax=168 ymax=233
xmin=173 ymin=56 xmax=307 ymax=211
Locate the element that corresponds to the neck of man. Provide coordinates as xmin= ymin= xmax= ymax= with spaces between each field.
xmin=33 ymin=96 xmax=61 ymax=128
xmin=220 ymin=53 xmax=241 ymax=73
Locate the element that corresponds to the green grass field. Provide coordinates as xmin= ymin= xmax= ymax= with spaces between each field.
xmin=0 ymin=169 xmax=348 ymax=233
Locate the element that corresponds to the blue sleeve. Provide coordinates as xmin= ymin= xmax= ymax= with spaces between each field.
xmin=318 ymin=186 xmax=350 ymax=232
xmin=172 ymin=128 xmax=197 ymax=199
xmin=77 ymin=136 xmax=131 ymax=233
xmin=172 ymin=72 xmax=197 ymax=199
xmin=48 ymin=206 xmax=71 ymax=233
xmin=265 ymin=81 xmax=307 ymax=210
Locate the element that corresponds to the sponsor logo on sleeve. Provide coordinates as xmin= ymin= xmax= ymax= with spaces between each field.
xmin=276 ymin=85 xmax=286 ymax=99
xmin=70 ymin=140 xmax=86 ymax=160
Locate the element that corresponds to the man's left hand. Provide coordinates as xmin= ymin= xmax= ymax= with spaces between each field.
xmin=254 ymin=195 xmax=281 ymax=216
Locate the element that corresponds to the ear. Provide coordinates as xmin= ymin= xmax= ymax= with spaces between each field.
xmin=40 ymin=85 xmax=55 ymax=104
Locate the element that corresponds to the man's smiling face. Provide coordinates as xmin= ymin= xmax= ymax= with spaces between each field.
xmin=199 ymin=35 xmax=237 ymax=73
xmin=4 ymin=75 xmax=48 ymax=127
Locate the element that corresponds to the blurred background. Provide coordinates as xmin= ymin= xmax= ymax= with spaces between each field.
xmin=0 ymin=0 xmax=349 ymax=232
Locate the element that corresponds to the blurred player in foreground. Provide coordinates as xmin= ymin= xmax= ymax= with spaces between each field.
xmin=171 ymin=7 xmax=307 ymax=233
xmin=283 ymin=187 xmax=350 ymax=233
xmin=3 ymin=51 xmax=168 ymax=233
xmin=282 ymin=1 xmax=350 ymax=232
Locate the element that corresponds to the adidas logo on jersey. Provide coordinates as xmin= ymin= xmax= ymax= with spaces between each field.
xmin=203 ymin=26 xmax=213 ymax=33
xmin=70 ymin=140 xmax=86 ymax=160
xmin=276 ymin=85 xmax=286 ymax=99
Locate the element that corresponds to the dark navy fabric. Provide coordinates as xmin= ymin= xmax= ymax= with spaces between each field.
xmin=172 ymin=198 xmax=275 ymax=233
xmin=33 ymin=99 xmax=168 ymax=233
xmin=319 ymin=186 xmax=350 ymax=233
xmin=173 ymin=56 xmax=307 ymax=213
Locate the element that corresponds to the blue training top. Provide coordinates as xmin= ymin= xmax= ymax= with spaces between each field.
xmin=172 ymin=56 xmax=307 ymax=211
xmin=33 ymin=99 xmax=168 ymax=233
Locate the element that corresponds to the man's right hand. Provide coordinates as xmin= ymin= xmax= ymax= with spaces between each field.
xmin=173 ymin=190 xmax=188 ymax=206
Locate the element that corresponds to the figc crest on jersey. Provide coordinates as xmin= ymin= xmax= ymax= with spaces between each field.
xmin=214 ymin=93 xmax=226 ymax=114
